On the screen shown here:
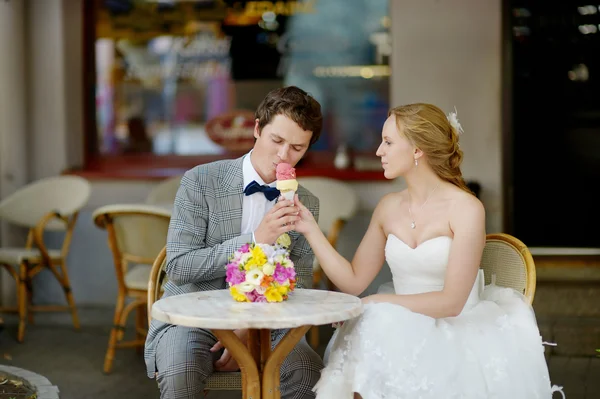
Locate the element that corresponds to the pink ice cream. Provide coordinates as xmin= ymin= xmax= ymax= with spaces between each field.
xmin=276 ymin=163 xmax=298 ymax=200
xmin=276 ymin=163 xmax=296 ymax=180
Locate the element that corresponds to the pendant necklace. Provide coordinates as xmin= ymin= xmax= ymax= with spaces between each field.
xmin=408 ymin=183 xmax=440 ymax=229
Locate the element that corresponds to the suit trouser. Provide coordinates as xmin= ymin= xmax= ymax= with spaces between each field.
xmin=154 ymin=325 xmax=324 ymax=399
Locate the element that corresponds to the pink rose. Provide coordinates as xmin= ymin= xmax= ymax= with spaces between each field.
xmin=246 ymin=290 xmax=267 ymax=303
xmin=226 ymin=263 xmax=245 ymax=285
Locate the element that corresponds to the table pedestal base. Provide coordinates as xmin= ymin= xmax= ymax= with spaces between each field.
xmin=212 ymin=325 xmax=312 ymax=399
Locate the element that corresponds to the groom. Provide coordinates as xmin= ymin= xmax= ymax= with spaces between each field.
xmin=144 ymin=86 xmax=324 ymax=399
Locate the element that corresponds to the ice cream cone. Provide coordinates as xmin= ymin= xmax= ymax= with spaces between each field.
xmin=276 ymin=163 xmax=298 ymax=202
xmin=280 ymin=189 xmax=295 ymax=201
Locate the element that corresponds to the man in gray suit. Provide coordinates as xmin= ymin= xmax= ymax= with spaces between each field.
xmin=145 ymin=86 xmax=324 ymax=398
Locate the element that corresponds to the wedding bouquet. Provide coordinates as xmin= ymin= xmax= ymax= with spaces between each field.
xmin=225 ymin=234 xmax=296 ymax=303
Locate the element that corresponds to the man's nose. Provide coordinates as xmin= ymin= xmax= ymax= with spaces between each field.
xmin=277 ymin=145 xmax=290 ymax=161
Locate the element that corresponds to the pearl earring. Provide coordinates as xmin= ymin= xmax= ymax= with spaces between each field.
xmin=414 ymin=159 xmax=418 ymax=166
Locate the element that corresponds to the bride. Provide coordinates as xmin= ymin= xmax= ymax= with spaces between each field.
xmin=293 ymin=103 xmax=564 ymax=398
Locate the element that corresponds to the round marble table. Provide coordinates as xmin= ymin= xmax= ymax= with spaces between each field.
xmin=151 ymin=288 xmax=363 ymax=399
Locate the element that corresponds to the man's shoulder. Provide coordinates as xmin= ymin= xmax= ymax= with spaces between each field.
xmin=185 ymin=159 xmax=237 ymax=177
xmin=297 ymin=185 xmax=319 ymax=209
xmin=182 ymin=158 xmax=240 ymax=186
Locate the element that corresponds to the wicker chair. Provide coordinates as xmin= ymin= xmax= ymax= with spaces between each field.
xmin=296 ymin=177 xmax=359 ymax=348
xmin=93 ymin=204 xmax=171 ymax=373
xmin=0 ymin=175 xmax=91 ymax=342
xmin=481 ymin=233 xmax=536 ymax=304
xmin=148 ymin=246 xmax=242 ymax=393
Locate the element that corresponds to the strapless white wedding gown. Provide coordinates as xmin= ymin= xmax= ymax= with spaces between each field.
xmin=314 ymin=235 xmax=564 ymax=399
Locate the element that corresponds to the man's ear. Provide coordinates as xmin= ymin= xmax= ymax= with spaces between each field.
xmin=254 ymin=119 xmax=261 ymax=140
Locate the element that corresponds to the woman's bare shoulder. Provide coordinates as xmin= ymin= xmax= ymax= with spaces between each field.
xmin=376 ymin=190 xmax=406 ymax=211
xmin=449 ymin=189 xmax=485 ymax=223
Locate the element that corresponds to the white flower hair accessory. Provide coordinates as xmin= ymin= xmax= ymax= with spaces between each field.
xmin=447 ymin=106 xmax=464 ymax=135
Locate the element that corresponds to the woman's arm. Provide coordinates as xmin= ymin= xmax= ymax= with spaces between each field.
xmin=363 ymin=195 xmax=486 ymax=318
xmin=295 ymin=194 xmax=390 ymax=295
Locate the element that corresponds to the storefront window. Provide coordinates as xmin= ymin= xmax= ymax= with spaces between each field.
xmin=85 ymin=0 xmax=390 ymax=169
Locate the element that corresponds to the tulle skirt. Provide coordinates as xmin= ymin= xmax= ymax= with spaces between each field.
xmin=314 ymin=284 xmax=564 ymax=399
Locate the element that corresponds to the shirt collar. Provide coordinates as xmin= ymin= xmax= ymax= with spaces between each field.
xmin=242 ymin=150 xmax=277 ymax=189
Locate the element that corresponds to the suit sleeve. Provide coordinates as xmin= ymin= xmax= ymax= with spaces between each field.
xmin=165 ymin=169 xmax=252 ymax=285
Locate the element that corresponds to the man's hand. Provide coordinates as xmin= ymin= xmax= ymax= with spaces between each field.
xmin=212 ymin=348 xmax=239 ymax=372
xmin=254 ymin=199 xmax=299 ymax=244
xmin=210 ymin=329 xmax=249 ymax=372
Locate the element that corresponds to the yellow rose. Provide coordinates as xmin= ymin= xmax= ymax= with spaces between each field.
xmin=250 ymin=245 xmax=267 ymax=266
xmin=276 ymin=233 xmax=291 ymax=248
xmin=265 ymin=287 xmax=283 ymax=302
xmin=230 ymin=286 xmax=248 ymax=302
xmin=277 ymin=285 xmax=289 ymax=296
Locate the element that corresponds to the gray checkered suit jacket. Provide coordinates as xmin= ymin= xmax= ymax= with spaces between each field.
xmin=144 ymin=156 xmax=319 ymax=377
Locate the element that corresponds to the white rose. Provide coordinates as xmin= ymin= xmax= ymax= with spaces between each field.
xmin=255 ymin=285 xmax=266 ymax=294
xmin=237 ymin=282 xmax=255 ymax=292
xmin=262 ymin=262 xmax=275 ymax=276
xmin=273 ymin=254 xmax=284 ymax=265
xmin=245 ymin=269 xmax=264 ymax=286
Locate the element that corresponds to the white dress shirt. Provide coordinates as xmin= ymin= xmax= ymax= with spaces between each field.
xmin=242 ymin=151 xmax=277 ymax=237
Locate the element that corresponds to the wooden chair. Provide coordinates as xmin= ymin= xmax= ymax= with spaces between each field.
xmin=148 ymin=246 xmax=242 ymax=394
xmin=296 ymin=177 xmax=359 ymax=348
xmin=93 ymin=204 xmax=171 ymax=373
xmin=0 ymin=175 xmax=91 ymax=342
xmin=481 ymin=233 xmax=537 ymax=304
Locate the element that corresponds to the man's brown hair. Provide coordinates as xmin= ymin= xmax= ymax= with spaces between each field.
xmin=255 ymin=86 xmax=323 ymax=147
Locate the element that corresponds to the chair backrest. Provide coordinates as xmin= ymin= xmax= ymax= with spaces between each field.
xmin=147 ymin=245 xmax=168 ymax=324
xmin=145 ymin=176 xmax=183 ymax=206
xmin=480 ymin=233 xmax=536 ymax=304
xmin=93 ymin=204 xmax=171 ymax=292
xmin=296 ymin=177 xmax=359 ymax=245
xmin=93 ymin=204 xmax=171 ymax=261
xmin=0 ymin=175 xmax=91 ymax=230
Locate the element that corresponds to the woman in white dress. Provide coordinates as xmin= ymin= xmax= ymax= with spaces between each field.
xmin=293 ymin=103 xmax=565 ymax=398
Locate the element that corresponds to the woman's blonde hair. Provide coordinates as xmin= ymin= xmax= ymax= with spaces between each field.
xmin=389 ymin=103 xmax=472 ymax=194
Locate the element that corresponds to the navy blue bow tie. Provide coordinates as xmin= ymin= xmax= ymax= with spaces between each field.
xmin=244 ymin=180 xmax=280 ymax=201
